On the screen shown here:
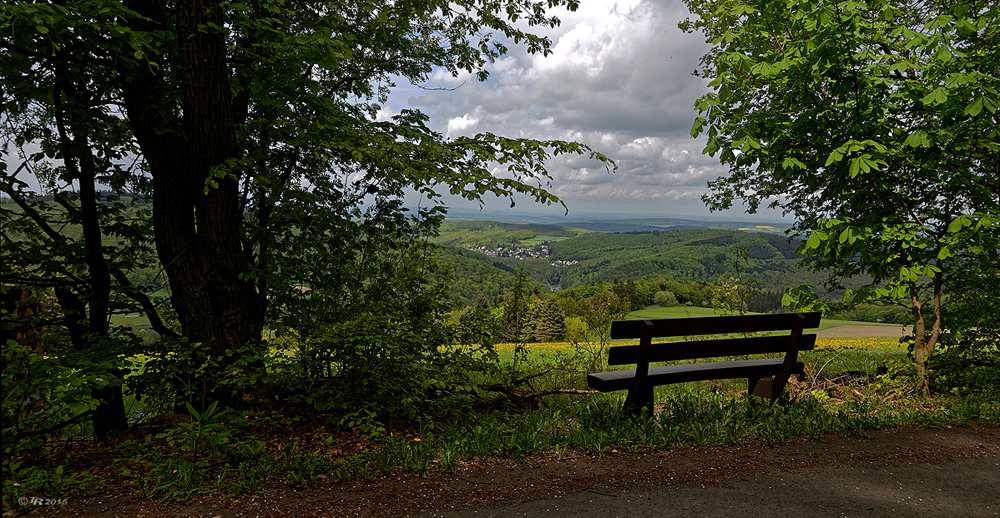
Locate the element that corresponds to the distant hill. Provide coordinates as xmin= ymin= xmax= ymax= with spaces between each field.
xmin=547 ymin=229 xmax=819 ymax=290
xmin=427 ymin=222 xmax=859 ymax=304
xmin=431 ymin=220 xmax=577 ymax=248
xmin=432 ymin=246 xmax=528 ymax=306
xmin=440 ymin=208 xmax=793 ymax=234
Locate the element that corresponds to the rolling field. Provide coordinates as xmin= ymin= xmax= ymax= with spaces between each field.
xmin=624 ymin=306 xmax=906 ymax=336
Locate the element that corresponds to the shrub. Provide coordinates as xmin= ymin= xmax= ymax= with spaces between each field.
xmin=653 ymin=290 xmax=678 ymax=307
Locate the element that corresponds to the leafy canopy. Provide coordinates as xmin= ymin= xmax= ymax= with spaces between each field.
xmin=681 ymin=0 xmax=999 ymax=383
xmin=682 ymin=0 xmax=998 ymax=299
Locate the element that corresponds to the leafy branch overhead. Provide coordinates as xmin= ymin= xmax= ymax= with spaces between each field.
xmin=681 ymin=0 xmax=999 ymax=388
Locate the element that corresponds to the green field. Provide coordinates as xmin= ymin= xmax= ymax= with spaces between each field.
xmin=623 ymin=306 xmax=905 ymax=335
xmin=521 ymin=235 xmax=576 ymax=245
xmin=110 ymin=313 xmax=152 ymax=329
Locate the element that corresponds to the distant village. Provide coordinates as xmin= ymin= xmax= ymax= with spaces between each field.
xmin=467 ymin=243 xmax=579 ymax=268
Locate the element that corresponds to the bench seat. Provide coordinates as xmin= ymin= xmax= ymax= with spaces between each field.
xmin=587 ymin=357 xmax=805 ymax=392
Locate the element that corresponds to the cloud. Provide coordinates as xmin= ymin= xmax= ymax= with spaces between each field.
xmin=390 ymin=0 xmax=759 ymax=218
xmin=446 ymin=113 xmax=479 ymax=137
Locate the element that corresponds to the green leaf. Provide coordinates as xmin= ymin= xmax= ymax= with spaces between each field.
xmin=782 ymin=157 xmax=806 ymax=170
xmin=964 ymin=97 xmax=984 ymax=116
xmin=805 ymin=230 xmax=828 ymax=250
xmin=838 ymin=227 xmax=859 ymax=244
xmin=690 ymin=117 xmax=706 ymax=138
xmin=704 ymin=138 xmax=720 ymax=156
xmin=935 ymin=46 xmax=953 ymax=63
xmin=824 ymin=148 xmax=844 ymax=166
xmin=903 ymin=131 xmax=930 ymax=147
xmin=920 ymin=87 xmax=948 ymax=106
xmin=947 ymin=215 xmax=971 ymax=232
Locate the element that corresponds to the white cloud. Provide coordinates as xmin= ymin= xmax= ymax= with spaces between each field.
xmin=388 ymin=0 xmax=762 ymax=218
xmin=446 ymin=113 xmax=480 ymax=137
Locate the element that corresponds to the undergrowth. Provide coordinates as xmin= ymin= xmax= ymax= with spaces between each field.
xmin=4 ymin=344 xmax=999 ymax=510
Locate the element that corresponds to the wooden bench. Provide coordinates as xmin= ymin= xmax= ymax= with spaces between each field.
xmin=586 ymin=312 xmax=822 ymax=414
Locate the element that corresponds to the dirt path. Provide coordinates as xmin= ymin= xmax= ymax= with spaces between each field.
xmin=35 ymin=425 xmax=999 ymax=518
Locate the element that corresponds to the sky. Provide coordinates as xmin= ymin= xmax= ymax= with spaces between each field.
xmin=388 ymin=0 xmax=787 ymax=221
xmin=4 ymin=0 xmax=786 ymax=222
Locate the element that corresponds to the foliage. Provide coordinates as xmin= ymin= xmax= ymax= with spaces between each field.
xmin=558 ymin=277 xmax=717 ymax=310
xmin=530 ymin=298 xmax=568 ymax=343
xmin=263 ymin=231 xmax=486 ymax=423
xmin=574 ymin=291 xmax=630 ymax=371
xmin=930 ymin=253 xmax=1000 ymax=396
xmin=564 ymin=316 xmax=589 ymax=346
xmin=6 ymin=332 xmax=1000 ymax=509
xmin=682 ymin=0 xmax=1000 ymax=386
xmin=2 ymin=339 xmax=110 ymax=509
xmin=2 ymin=340 xmax=101 ymax=451
xmin=114 ymin=410 xmax=333 ymax=503
xmin=454 ymin=298 xmax=500 ymax=347
xmin=1 ymin=0 xmax=612 ymax=407
xmin=745 ymin=289 xmax=784 ymax=313
xmin=653 ymin=289 xmax=679 ymax=307
xmin=711 ymin=248 xmax=757 ymax=315
xmin=546 ymin=229 xmax=827 ymax=290
xmin=1 ymin=173 xmax=172 ymax=435
xmin=831 ymin=303 xmax=914 ymax=325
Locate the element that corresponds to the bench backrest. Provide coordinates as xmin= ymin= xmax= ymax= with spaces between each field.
xmin=607 ymin=312 xmax=822 ymax=366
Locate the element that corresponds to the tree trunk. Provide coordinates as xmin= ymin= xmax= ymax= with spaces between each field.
xmin=53 ymin=64 xmax=130 ymax=436
xmin=123 ymin=0 xmax=264 ymax=408
xmin=911 ymin=272 xmax=943 ymax=394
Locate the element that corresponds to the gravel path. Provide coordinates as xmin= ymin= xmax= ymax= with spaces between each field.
xmin=40 ymin=425 xmax=999 ymax=517
xmin=417 ymin=425 xmax=1000 ymax=518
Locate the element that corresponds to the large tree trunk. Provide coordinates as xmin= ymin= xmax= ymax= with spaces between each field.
xmin=123 ymin=0 xmax=264 ymax=408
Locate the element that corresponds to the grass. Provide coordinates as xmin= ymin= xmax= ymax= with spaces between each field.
xmin=624 ymin=307 xmax=907 ymax=336
xmin=521 ymin=235 xmax=576 ymax=245
xmin=110 ymin=313 xmax=152 ymax=329
xmin=6 ymin=327 xmax=996 ymax=510
xmin=103 ymin=385 xmax=999 ymax=501
xmin=627 ymin=306 xmax=723 ymax=319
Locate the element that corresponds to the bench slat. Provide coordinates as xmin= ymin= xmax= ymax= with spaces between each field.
xmin=607 ymin=334 xmax=817 ymax=365
xmin=587 ymin=358 xmax=805 ymax=392
xmin=610 ymin=312 xmax=822 ymax=339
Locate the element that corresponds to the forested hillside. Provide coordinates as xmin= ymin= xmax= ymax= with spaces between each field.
xmin=547 ymin=229 xmax=817 ymax=290
xmin=433 ymin=247 xmax=526 ymax=306
xmin=430 ymin=222 xmax=844 ymax=298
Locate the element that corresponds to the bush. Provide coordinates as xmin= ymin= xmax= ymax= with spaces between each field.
xmin=653 ymin=290 xmax=678 ymax=307
xmin=565 ymin=317 xmax=588 ymax=345
xmin=930 ymin=332 xmax=1000 ymax=397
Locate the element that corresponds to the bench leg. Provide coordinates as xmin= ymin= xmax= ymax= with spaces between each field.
xmin=748 ymin=377 xmax=773 ymax=399
xmin=623 ymin=385 xmax=654 ymax=417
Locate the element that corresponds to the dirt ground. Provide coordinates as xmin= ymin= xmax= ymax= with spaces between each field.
xmin=27 ymin=424 xmax=999 ymax=518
